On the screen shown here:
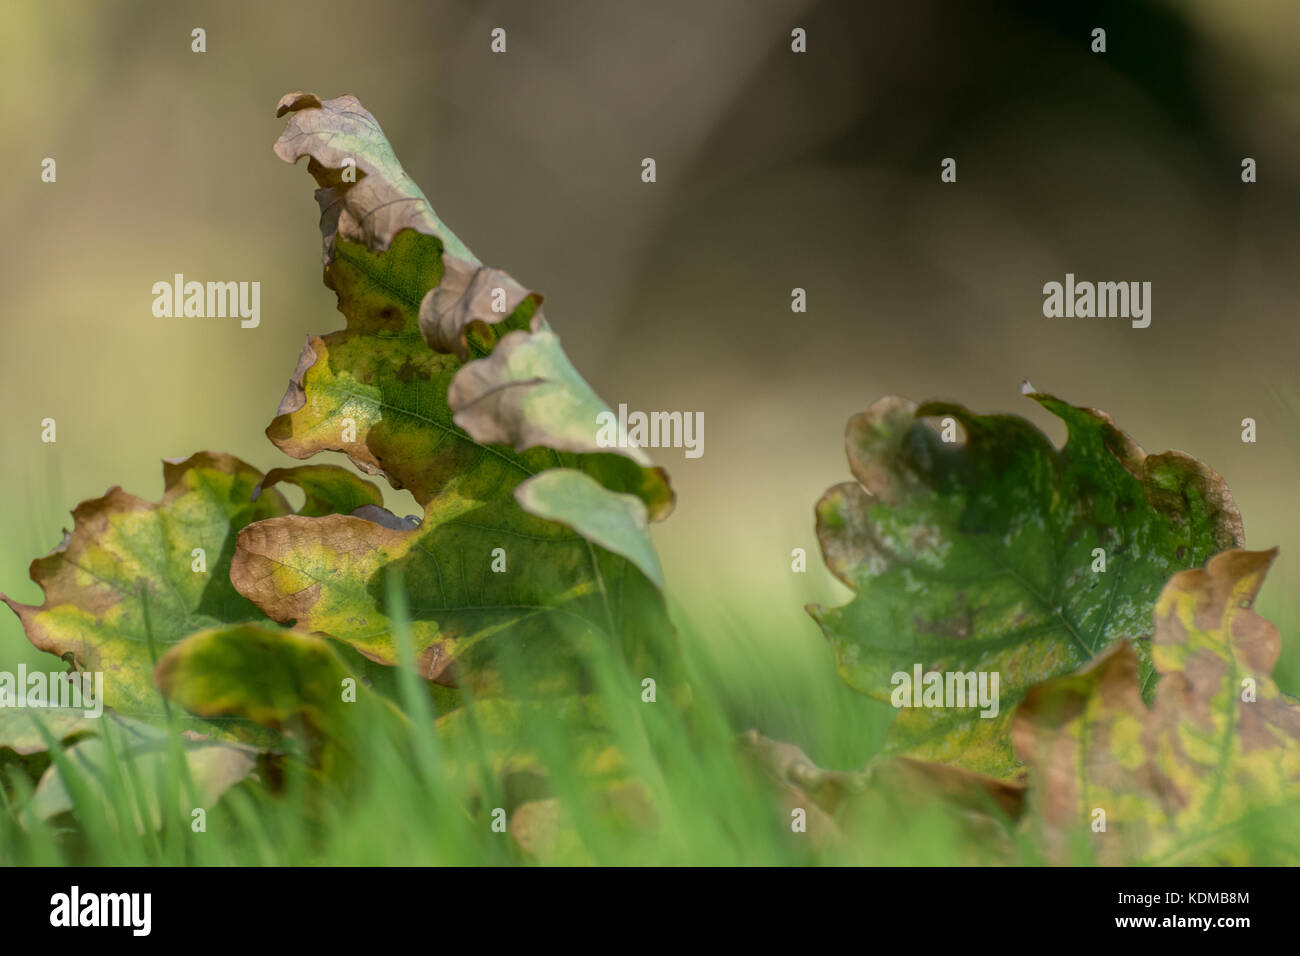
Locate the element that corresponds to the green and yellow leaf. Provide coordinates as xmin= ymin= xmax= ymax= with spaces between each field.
xmin=156 ymin=623 xmax=406 ymax=776
xmin=241 ymin=93 xmax=678 ymax=693
xmin=1013 ymin=548 xmax=1300 ymax=864
xmin=1 ymin=454 xmax=372 ymax=737
xmin=808 ymin=390 xmax=1243 ymax=779
xmin=254 ymin=464 xmax=384 ymax=517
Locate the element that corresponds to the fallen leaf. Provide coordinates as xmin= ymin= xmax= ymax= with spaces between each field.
xmin=156 ymin=623 xmax=406 ymax=775
xmin=809 ymin=391 xmax=1243 ymax=778
xmin=1 ymin=454 xmax=373 ymax=737
xmin=1013 ymin=548 xmax=1300 ymax=864
xmin=244 ymin=93 xmax=678 ymax=692
xmin=267 ymin=92 xmax=669 ymax=515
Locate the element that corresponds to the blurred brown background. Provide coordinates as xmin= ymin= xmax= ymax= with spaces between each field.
xmin=2 ymin=0 xmax=1297 ymax=685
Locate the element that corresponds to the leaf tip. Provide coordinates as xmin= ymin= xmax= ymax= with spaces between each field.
xmin=274 ymin=91 xmax=321 ymax=118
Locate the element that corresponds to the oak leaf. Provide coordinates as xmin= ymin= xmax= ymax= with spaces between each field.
xmin=241 ymin=93 xmax=677 ymax=691
xmin=809 ymin=390 xmax=1243 ymax=778
xmin=1013 ymin=549 xmax=1300 ymax=864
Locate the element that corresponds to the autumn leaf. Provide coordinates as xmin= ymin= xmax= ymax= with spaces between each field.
xmin=271 ymin=91 xmax=475 ymax=266
xmin=231 ymin=493 xmax=673 ymax=696
xmin=1013 ymin=548 xmax=1300 ymax=864
xmin=739 ymin=730 xmax=1023 ymax=862
xmin=808 ymin=390 xmax=1243 ymax=779
xmin=156 ymin=623 xmax=407 ymax=776
xmin=266 ymin=92 xmax=671 ymax=516
xmin=1 ymin=453 xmax=374 ymax=737
xmin=30 ymin=715 xmax=257 ymax=831
xmin=238 ymin=93 xmax=677 ymax=692
xmin=0 ymin=709 xmax=101 ymax=757
xmin=253 ymin=464 xmax=384 ymax=517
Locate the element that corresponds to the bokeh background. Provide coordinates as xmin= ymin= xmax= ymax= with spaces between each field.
xmin=3 ymin=1 xmax=1298 ymax=728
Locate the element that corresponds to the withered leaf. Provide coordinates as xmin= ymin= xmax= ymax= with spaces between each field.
xmin=2 ymin=454 xmax=371 ymax=737
xmin=245 ymin=93 xmax=678 ymax=692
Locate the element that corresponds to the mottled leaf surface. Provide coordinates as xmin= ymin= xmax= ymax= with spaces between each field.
xmin=447 ymin=318 xmax=660 ymax=475
xmin=254 ymin=464 xmax=383 ymax=517
xmin=1 ymin=455 xmax=369 ymax=737
xmin=809 ymin=392 xmax=1243 ymax=778
xmin=273 ymin=91 xmax=474 ymax=264
xmin=232 ymin=506 xmax=672 ymax=695
xmin=156 ymin=623 xmax=406 ymax=774
xmin=1013 ymin=549 xmax=1300 ymax=864
xmin=247 ymin=93 xmax=676 ymax=691
xmin=1 ymin=455 xmax=290 ymax=732
xmin=266 ymin=92 xmax=669 ymax=515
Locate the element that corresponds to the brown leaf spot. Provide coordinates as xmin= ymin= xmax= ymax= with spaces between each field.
xmin=395 ymin=355 xmax=432 ymax=383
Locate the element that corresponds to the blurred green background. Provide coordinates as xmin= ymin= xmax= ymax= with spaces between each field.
xmin=3 ymin=0 xmax=1298 ymax=727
